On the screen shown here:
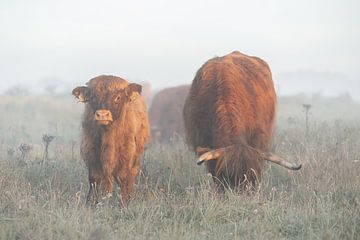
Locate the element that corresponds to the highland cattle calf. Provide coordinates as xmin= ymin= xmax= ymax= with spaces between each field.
xmin=72 ymin=75 xmax=149 ymax=206
xmin=149 ymin=85 xmax=189 ymax=143
xmin=183 ymin=51 xmax=301 ymax=190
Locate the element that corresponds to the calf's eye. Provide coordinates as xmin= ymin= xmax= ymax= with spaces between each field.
xmin=115 ymin=95 xmax=121 ymax=102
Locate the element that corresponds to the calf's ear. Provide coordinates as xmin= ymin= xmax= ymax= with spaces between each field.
xmin=72 ymin=86 xmax=89 ymax=102
xmin=125 ymin=83 xmax=142 ymax=101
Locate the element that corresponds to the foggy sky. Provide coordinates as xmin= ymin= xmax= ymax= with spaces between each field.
xmin=0 ymin=0 xmax=359 ymax=98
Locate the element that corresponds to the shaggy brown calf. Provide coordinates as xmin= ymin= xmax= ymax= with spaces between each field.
xmin=183 ymin=51 xmax=301 ymax=190
xmin=149 ymin=85 xmax=190 ymax=143
xmin=72 ymin=75 xmax=149 ymax=206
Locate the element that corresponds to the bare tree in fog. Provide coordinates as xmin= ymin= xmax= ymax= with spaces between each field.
xmin=42 ymin=134 xmax=55 ymax=164
xmin=4 ymin=85 xmax=29 ymax=96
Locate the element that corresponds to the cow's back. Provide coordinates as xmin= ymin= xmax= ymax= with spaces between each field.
xmin=184 ymin=51 xmax=276 ymax=152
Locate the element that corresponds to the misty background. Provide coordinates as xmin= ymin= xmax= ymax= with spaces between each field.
xmin=0 ymin=0 xmax=359 ymax=100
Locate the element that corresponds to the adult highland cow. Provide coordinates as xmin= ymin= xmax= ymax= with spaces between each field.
xmin=183 ymin=51 xmax=301 ymax=189
xmin=72 ymin=75 xmax=149 ymax=206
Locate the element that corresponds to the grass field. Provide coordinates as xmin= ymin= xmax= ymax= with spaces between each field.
xmin=0 ymin=95 xmax=359 ymax=239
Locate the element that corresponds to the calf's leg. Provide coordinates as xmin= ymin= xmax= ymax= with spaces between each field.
xmin=86 ymin=168 xmax=102 ymax=205
xmin=116 ymin=165 xmax=139 ymax=207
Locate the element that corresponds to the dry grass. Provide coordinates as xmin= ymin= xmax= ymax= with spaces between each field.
xmin=0 ymin=95 xmax=359 ymax=239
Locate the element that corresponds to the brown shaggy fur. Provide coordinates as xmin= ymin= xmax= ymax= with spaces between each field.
xmin=183 ymin=51 xmax=276 ymax=189
xmin=149 ymin=85 xmax=190 ymax=143
xmin=72 ymin=75 xmax=149 ymax=206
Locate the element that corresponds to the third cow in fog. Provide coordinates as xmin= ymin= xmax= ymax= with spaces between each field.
xmin=149 ymin=85 xmax=189 ymax=143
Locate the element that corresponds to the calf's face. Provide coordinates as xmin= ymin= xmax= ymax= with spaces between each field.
xmin=72 ymin=83 xmax=142 ymax=126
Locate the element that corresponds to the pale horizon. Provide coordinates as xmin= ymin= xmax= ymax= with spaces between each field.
xmin=1 ymin=0 xmax=359 ymax=99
